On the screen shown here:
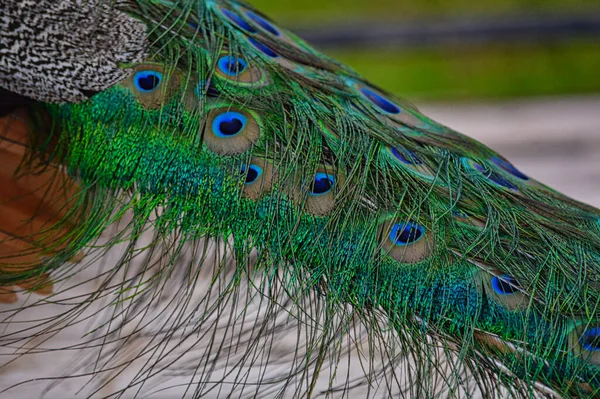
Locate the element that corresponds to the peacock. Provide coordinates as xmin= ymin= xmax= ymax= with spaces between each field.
xmin=1 ymin=1 xmax=600 ymax=398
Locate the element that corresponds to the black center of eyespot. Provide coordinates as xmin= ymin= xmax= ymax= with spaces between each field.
xmin=240 ymin=164 xmax=262 ymax=184
xmin=220 ymin=119 xmax=243 ymax=135
xmin=227 ymin=61 xmax=243 ymax=73
xmin=310 ymin=172 xmax=335 ymax=196
xmin=220 ymin=8 xmax=256 ymax=33
xmin=218 ymin=56 xmax=248 ymax=77
xmin=245 ymin=10 xmax=280 ymax=36
xmin=490 ymin=157 xmax=529 ymax=181
xmin=134 ymin=71 xmax=162 ymax=93
xmin=247 ymin=37 xmax=279 ymax=58
xmin=580 ymin=327 xmax=600 ymax=352
xmin=212 ymin=111 xmax=247 ymax=138
xmin=359 ymin=87 xmax=400 ymax=114
xmin=246 ymin=167 xmax=258 ymax=183
xmin=390 ymin=147 xmax=423 ymax=165
xmin=389 ymin=222 xmax=425 ymax=246
xmin=491 ymin=274 xmax=521 ymax=295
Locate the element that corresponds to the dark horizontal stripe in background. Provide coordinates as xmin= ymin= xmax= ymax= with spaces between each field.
xmin=293 ymin=13 xmax=600 ymax=48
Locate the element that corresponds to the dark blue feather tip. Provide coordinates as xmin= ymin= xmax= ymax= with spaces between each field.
xmin=241 ymin=164 xmax=263 ymax=184
xmin=247 ymin=37 xmax=279 ymax=58
xmin=451 ymin=209 xmax=469 ymax=218
xmin=310 ymin=172 xmax=335 ymax=196
xmin=133 ymin=71 xmax=162 ymax=93
xmin=195 ymin=80 xmax=220 ymax=98
xmin=477 ymin=166 xmax=518 ymax=191
xmin=490 ymin=157 xmax=529 ymax=181
xmin=390 ymin=147 xmax=423 ymax=165
xmin=389 ymin=222 xmax=425 ymax=246
xmin=220 ymin=8 xmax=256 ymax=33
xmin=311 ymin=96 xmax=325 ymax=108
xmin=217 ymin=56 xmax=248 ymax=77
xmin=491 ymin=274 xmax=521 ymax=295
xmin=580 ymin=327 xmax=600 ymax=352
xmin=212 ymin=111 xmax=247 ymax=138
xmin=359 ymin=87 xmax=400 ymax=114
xmin=464 ymin=158 xmax=518 ymax=191
xmin=245 ymin=10 xmax=280 ymax=36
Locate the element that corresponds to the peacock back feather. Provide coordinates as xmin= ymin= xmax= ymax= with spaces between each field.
xmin=1 ymin=1 xmax=600 ymax=397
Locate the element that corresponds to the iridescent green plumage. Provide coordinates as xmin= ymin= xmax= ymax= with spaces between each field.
xmin=2 ymin=1 xmax=600 ymax=398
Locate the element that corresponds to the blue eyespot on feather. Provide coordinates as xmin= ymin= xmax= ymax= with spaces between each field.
xmin=491 ymin=274 xmax=521 ymax=295
xmin=464 ymin=158 xmax=518 ymax=191
xmin=390 ymin=147 xmax=423 ymax=165
xmin=580 ymin=327 xmax=600 ymax=352
xmin=134 ymin=71 xmax=162 ymax=93
xmin=245 ymin=10 xmax=280 ymax=36
xmin=212 ymin=111 xmax=247 ymax=138
xmin=217 ymin=56 xmax=248 ymax=77
xmin=474 ymin=163 xmax=518 ymax=191
xmin=309 ymin=172 xmax=335 ymax=196
xmin=220 ymin=8 xmax=256 ymax=33
xmin=360 ymin=87 xmax=400 ymax=114
xmin=389 ymin=222 xmax=425 ymax=246
xmin=247 ymin=37 xmax=279 ymax=58
xmin=241 ymin=164 xmax=263 ymax=184
xmin=490 ymin=157 xmax=529 ymax=181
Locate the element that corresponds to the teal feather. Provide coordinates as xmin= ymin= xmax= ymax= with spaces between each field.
xmin=1 ymin=0 xmax=600 ymax=398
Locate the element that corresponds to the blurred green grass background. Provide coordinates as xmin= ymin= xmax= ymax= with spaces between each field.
xmin=249 ymin=0 xmax=600 ymax=101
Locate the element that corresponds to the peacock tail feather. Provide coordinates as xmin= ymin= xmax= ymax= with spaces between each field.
xmin=1 ymin=1 xmax=600 ymax=397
